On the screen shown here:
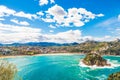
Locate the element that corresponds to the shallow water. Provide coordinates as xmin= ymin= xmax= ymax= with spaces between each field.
xmin=2 ymin=55 xmax=120 ymax=80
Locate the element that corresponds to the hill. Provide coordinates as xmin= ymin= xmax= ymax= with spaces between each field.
xmin=67 ymin=40 xmax=120 ymax=55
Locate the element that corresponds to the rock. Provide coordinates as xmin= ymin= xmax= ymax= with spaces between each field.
xmin=82 ymin=53 xmax=111 ymax=66
xmin=107 ymin=72 xmax=120 ymax=80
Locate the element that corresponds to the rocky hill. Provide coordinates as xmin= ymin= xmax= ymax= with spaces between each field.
xmin=82 ymin=53 xmax=111 ymax=66
xmin=68 ymin=40 xmax=120 ymax=55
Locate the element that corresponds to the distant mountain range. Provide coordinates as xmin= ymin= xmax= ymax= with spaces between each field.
xmin=0 ymin=42 xmax=79 ymax=47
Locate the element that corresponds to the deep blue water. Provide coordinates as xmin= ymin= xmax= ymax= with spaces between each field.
xmin=2 ymin=54 xmax=120 ymax=80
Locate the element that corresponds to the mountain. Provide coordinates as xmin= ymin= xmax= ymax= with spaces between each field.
xmin=0 ymin=42 xmax=79 ymax=47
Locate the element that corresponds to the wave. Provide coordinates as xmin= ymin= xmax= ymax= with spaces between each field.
xmin=79 ymin=59 xmax=120 ymax=69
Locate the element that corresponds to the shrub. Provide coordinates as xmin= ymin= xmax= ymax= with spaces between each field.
xmin=108 ymin=72 xmax=120 ymax=80
xmin=0 ymin=60 xmax=17 ymax=80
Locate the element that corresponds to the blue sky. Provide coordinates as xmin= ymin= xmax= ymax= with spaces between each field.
xmin=0 ymin=0 xmax=120 ymax=43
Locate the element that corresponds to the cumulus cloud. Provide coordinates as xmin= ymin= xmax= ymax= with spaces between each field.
xmin=50 ymin=0 xmax=55 ymax=3
xmin=0 ymin=5 xmax=15 ymax=17
xmin=37 ymin=11 xmax=44 ymax=16
xmin=0 ymin=18 xmax=5 ymax=21
xmin=0 ymin=22 xmax=41 ymax=44
xmin=94 ymin=35 xmax=112 ymax=41
xmin=0 ymin=5 xmax=37 ymax=20
xmin=14 ymin=11 xmax=37 ymax=20
xmin=49 ymin=24 xmax=56 ymax=28
xmin=10 ymin=19 xmax=30 ymax=26
xmin=0 ymin=23 xmax=84 ymax=43
xmin=39 ymin=0 xmax=55 ymax=6
xmin=0 ymin=22 xmax=83 ymax=43
xmin=39 ymin=30 xmax=112 ymax=43
xmin=39 ymin=0 xmax=48 ymax=6
xmin=41 ymin=5 xmax=104 ymax=27
xmin=0 ymin=22 xmax=113 ymax=44
xmin=42 ymin=30 xmax=82 ymax=43
xmin=49 ymin=30 xmax=54 ymax=32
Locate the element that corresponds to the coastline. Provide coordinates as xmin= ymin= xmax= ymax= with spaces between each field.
xmin=79 ymin=59 xmax=120 ymax=69
xmin=0 ymin=53 xmax=120 ymax=59
xmin=0 ymin=53 xmax=83 ymax=58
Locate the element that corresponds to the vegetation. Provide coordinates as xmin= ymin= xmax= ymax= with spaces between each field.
xmin=0 ymin=39 xmax=120 ymax=56
xmin=82 ymin=53 xmax=111 ymax=66
xmin=0 ymin=60 xmax=17 ymax=80
xmin=107 ymin=72 xmax=120 ymax=80
xmin=69 ymin=40 xmax=120 ymax=55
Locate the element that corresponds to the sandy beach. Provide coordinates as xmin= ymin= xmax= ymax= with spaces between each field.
xmin=0 ymin=53 xmax=82 ymax=58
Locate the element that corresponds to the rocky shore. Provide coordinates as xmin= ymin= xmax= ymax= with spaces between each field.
xmin=82 ymin=53 xmax=111 ymax=66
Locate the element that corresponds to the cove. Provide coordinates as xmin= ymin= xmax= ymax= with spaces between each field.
xmin=2 ymin=54 xmax=120 ymax=80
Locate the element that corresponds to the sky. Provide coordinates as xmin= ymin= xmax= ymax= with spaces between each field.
xmin=0 ymin=0 xmax=120 ymax=44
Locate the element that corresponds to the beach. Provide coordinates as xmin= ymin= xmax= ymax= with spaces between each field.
xmin=0 ymin=53 xmax=82 ymax=58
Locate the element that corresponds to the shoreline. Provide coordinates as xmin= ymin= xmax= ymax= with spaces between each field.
xmin=0 ymin=53 xmax=83 ymax=58
xmin=79 ymin=59 xmax=120 ymax=69
xmin=0 ymin=53 xmax=119 ymax=59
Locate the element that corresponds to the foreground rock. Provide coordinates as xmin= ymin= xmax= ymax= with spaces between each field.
xmin=82 ymin=53 xmax=111 ymax=66
xmin=107 ymin=72 xmax=120 ymax=80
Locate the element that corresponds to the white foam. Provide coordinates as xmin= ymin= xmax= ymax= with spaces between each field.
xmin=79 ymin=59 xmax=120 ymax=69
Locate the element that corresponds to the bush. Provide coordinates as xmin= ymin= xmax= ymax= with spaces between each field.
xmin=0 ymin=60 xmax=17 ymax=80
xmin=108 ymin=72 xmax=120 ymax=80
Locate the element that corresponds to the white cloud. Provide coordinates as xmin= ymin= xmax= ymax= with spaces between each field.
xmin=49 ymin=30 xmax=54 ymax=32
xmin=14 ymin=11 xmax=37 ymax=20
xmin=39 ymin=0 xmax=48 ymax=6
xmin=0 ymin=23 xmax=83 ymax=43
xmin=41 ymin=5 xmax=104 ymax=27
xmin=42 ymin=17 xmax=55 ymax=22
xmin=49 ymin=24 xmax=56 ymax=28
xmin=0 ymin=5 xmax=37 ymax=20
xmin=118 ymin=14 xmax=120 ymax=21
xmin=0 ymin=22 xmax=114 ymax=44
xmin=97 ymin=14 xmax=104 ymax=17
xmin=42 ymin=30 xmax=82 ymax=43
xmin=10 ymin=19 xmax=30 ymax=26
xmin=39 ymin=0 xmax=55 ymax=6
xmin=94 ymin=35 xmax=112 ymax=41
xmin=0 ymin=5 xmax=16 ymax=17
xmin=50 ymin=0 xmax=55 ymax=3
xmin=0 ymin=23 xmax=41 ymax=44
xmin=41 ymin=30 xmax=112 ymax=43
xmin=37 ymin=11 xmax=44 ymax=16
xmin=0 ymin=18 xmax=5 ymax=21
xmin=0 ymin=23 xmax=84 ymax=43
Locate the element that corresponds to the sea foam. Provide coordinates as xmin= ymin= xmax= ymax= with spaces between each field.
xmin=79 ymin=59 xmax=120 ymax=69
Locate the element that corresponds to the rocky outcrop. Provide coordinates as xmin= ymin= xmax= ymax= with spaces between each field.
xmin=107 ymin=72 xmax=120 ymax=80
xmin=82 ymin=53 xmax=111 ymax=66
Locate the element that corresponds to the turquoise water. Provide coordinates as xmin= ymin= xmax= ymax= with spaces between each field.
xmin=2 ymin=55 xmax=120 ymax=80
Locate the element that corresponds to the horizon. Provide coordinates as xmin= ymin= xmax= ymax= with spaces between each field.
xmin=0 ymin=0 xmax=120 ymax=44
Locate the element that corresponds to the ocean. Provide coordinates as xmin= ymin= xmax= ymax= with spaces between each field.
xmin=2 ymin=54 xmax=120 ymax=80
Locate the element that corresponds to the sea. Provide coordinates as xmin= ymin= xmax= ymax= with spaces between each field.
xmin=2 ymin=54 xmax=120 ymax=80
